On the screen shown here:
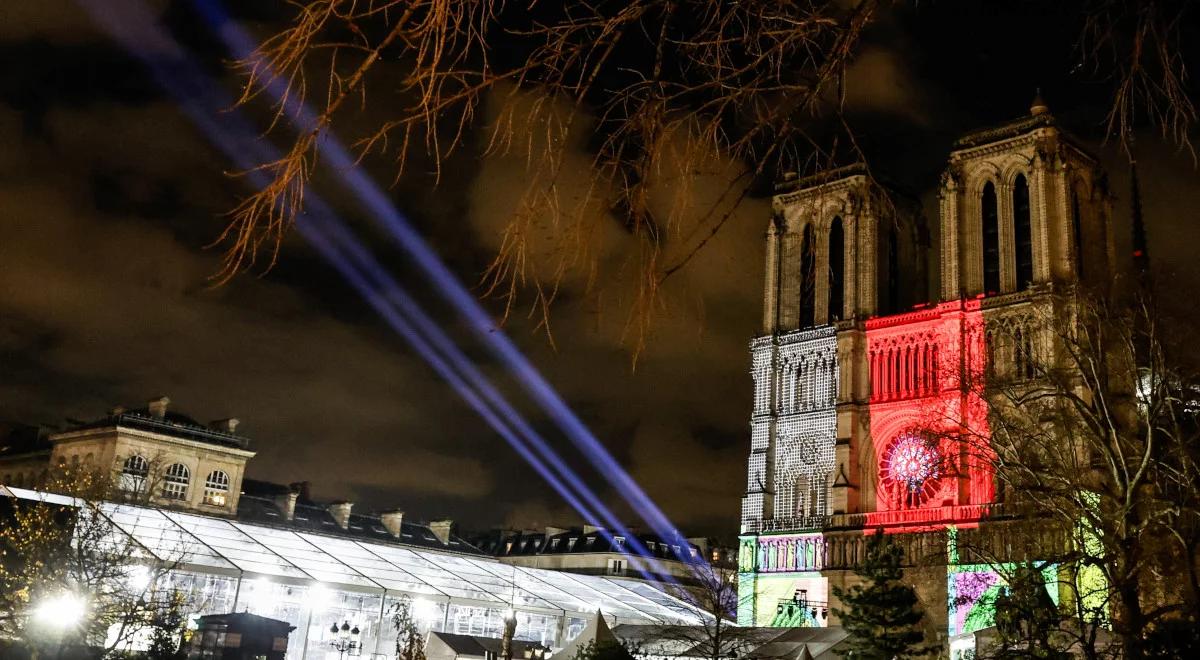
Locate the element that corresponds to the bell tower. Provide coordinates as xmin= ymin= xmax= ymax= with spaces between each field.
xmin=742 ymin=165 xmax=925 ymax=534
xmin=939 ymin=96 xmax=1115 ymax=300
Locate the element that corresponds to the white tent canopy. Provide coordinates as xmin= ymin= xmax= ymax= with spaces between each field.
xmin=2 ymin=486 xmax=708 ymax=658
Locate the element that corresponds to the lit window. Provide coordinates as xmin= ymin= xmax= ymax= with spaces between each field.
xmin=162 ymin=463 xmax=190 ymax=501
xmin=203 ymin=470 xmax=231 ymax=506
xmin=121 ymin=455 xmax=149 ymax=492
xmin=613 ymin=537 xmax=625 ymax=549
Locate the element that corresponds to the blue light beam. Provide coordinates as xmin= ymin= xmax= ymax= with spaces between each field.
xmin=192 ymin=0 xmax=692 ymax=561
xmin=79 ymin=0 xmax=689 ymax=586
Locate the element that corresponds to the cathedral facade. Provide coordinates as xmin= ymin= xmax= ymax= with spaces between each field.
xmin=736 ymin=99 xmax=1116 ymax=643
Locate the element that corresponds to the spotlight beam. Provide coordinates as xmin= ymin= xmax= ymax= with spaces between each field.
xmin=79 ymin=0 xmax=680 ymax=585
xmin=191 ymin=0 xmax=689 ymax=560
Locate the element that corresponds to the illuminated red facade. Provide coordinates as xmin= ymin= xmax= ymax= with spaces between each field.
xmin=863 ymin=299 xmax=993 ymax=532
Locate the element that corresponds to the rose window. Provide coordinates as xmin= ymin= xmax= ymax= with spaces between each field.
xmin=881 ymin=434 xmax=941 ymax=508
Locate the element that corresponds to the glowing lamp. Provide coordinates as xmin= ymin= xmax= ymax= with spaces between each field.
xmin=35 ymin=592 xmax=87 ymax=629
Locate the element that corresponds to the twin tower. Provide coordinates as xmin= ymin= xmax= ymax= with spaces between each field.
xmin=736 ymin=99 xmax=1117 ymax=632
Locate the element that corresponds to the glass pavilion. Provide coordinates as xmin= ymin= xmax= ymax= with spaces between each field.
xmin=2 ymin=487 xmax=707 ymax=659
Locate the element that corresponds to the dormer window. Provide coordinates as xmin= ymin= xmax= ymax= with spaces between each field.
xmin=567 ymin=537 xmax=578 ymax=551
xmin=550 ymin=538 xmax=560 ymax=550
xmin=613 ymin=537 xmax=625 ymax=550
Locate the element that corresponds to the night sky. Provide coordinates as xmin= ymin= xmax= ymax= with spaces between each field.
xmin=2 ymin=1 xmax=1198 ymax=538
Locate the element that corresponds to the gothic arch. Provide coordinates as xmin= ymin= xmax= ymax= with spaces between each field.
xmin=1011 ymin=172 xmax=1034 ymax=289
xmin=980 ymin=181 xmax=1001 ymax=294
xmin=827 ymin=216 xmax=845 ymax=322
xmin=799 ymin=223 xmax=817 ymax=327
xmin=959 ymin=164 xmax=1004 ymax=296
xmin=1068 ymin=175 xmax=1090 ymax=281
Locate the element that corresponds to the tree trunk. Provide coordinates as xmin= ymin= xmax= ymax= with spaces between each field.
xmin=1116 ymin=578 xmax=1145 ymax=659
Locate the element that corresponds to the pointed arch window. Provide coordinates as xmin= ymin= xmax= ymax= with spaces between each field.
xmin=1071 ymin=188 xmax=1085 ymax=280
xmin=878 ymin=223 xmax=900 ymax=314
xmin=981 ymin=181 xmax=1001 ymax=294
xmin=827 ymin=217 xmax=845 ymax=321
xmin=1013 ymin=174 xmax=1034 ymax=288
xmin=799 ymin=224 xmax=816 ymax=327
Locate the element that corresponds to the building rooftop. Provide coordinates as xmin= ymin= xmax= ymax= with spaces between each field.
xmin=471 ymin=528 xmax=702 ymax=563
xmin=235 ymin=484 xmax=483 ymax=555
xmin=0 ymin=421 xmax=50 ymax=458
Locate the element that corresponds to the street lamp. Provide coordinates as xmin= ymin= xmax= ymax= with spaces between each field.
xmin=34 ymin=592 xmax=87 ymax=629
xmin=33 ymin=592 xmax=87 ymax=660
xmin=329 ymin=620 xmax=361 ymax=657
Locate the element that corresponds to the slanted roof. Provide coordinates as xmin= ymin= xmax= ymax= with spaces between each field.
xmin=611 ymin=625 xmax=851 ymax=660
xmin=235 ymin=493 xmax=484 ymax=554
xmin=431 ymin=632 xmax=542 ymax=658
xmin=0 ymin=422 xmax=50 ymax=458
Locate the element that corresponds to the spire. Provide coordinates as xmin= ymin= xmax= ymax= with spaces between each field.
xmin=1030 ymin=89 xmax=1050 ymax=116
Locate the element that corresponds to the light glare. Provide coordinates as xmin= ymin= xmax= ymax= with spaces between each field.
xmin=35 ymin=592 xmax=87 ymax=629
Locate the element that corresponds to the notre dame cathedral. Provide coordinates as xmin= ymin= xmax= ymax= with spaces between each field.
xmin=735 ymin=96 xmax=1116 ymax=648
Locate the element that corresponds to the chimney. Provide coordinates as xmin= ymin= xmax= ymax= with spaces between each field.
xmin=289 ymin=481 xmax=312 ymax=504
xmin=275 ymin=490 xmax=299 ymax=521
xmin=211 ymin=418 xmax=240 ymax=434
xmin=328 ymin=501 xmax=353 ymax=530
xmin=379 ymin=510 xmax=405 ymax=538
xmin=582 ymin=524 xmax=605 ymax=535
xmin=429 ymin=519 xmax=455 ymax=545
xmin=147 ymin=396 xmax=170 ymax=419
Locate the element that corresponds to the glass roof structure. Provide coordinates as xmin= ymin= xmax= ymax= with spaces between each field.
xmin=2 ymin=487 xmax=708 ymax=626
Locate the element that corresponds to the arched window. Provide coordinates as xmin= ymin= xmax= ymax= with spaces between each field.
xmin=1013 ymin=175 xmax=1034 ymax=288
xmin=1071 ymin=187 xmax=1085 ymax=280
xmin=981 ymin=181 xmax=1001 ymax=293
xmin=876 ymin=223 xmax=901 ymax=314
xmin=795 ymin=474 xmax=810 ymax=519
xmin=121 ymin=455 xmax=149 ymax=492
xmin=203 ymin=470 xmax=231 ymax=506
xmin=799 ymin=224 xmax=816 ymax=327
xmin=827 ymin=217 xmax=845 ymax=322
xmin=162 ymin=463 xmax=190 ymax=501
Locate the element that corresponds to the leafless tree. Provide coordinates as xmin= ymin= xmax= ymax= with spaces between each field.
xmin=222 ymin=1 xmax=1197 ymax=353
xmin=641 ymin=564 xmax=758 ymax=660
xmin=0 ymin=465 xmax=184 ymax=658
xmin=931 ymin=290 xmax=1200 ymax=659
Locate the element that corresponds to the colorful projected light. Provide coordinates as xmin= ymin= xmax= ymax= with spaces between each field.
xmin=882 ymin=434 xmax=941 ymax=508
